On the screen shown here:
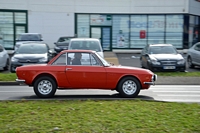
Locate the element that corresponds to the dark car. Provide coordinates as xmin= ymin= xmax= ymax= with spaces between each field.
xmin=54 ymin=36 xmax=74 ymax=55
xmin=187 ymin=42 xmax=200 ymax=68
xmin=140 ymin=44 xmax=186 ymax=72
xmin=10 ymin=42 xmax=53 ymax=73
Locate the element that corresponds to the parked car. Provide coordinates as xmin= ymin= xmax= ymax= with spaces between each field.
xmin=68 ymin=38 xmax=104 ymax=58
xmin=140 ymin=44 xmax=186 ymax=72
xmin=54 ymin=36 xmax=74 ymax=55
xmin=15 ymin=50 xmax=157 ymax=98
xmin=187 ymin=42 xmax=200 ymax=68
xmin=10 ymin=42 xmax=54 ymax=73
xmin=15 ymin=33 xmax=43 ymax=51
xmin=0 ymin=44 xmax=10 ymax=70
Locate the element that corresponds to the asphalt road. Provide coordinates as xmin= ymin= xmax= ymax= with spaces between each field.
xmin=0 ymin=85 xmax=200 ymax=103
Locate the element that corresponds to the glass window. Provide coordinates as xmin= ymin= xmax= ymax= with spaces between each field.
xmin=130 ymin=15 xmax=147 ymax=48
xmin=90 ymin=14 xmax=112 ymax=26
xmin=14 ymin=12 xmax=26 ymax=23
xmin=77 ymin=14 xmax=90 ymax=38
xmin=148 ymin=15 xmax=165 ymax=44
xmin=0 ymin=12 xmax=14 ymax=49
xmin=52 ymin=53 xmax=67 ymax=65
xmin=166 ymin=15 xmax=183 ymax=48
xmin=112 ymin=15 xmax=129 ymax=48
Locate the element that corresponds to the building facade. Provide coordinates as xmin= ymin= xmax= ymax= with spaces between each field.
xmin=0 ymin=0 xmax=200 ymax=52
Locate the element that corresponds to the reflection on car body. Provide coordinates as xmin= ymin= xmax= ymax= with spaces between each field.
xmin=15 ymin=50 xmax=157 ymax=98
xmin=140 ymin=44 xmax=186 ymax=72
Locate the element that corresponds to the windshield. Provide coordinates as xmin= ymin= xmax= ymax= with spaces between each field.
xmin=69 ymin=40 xmax=102 ymax=52
xmin=95 ymin=52 xmax=110 ymax=67
xmin=16 ymin=44 xmax=47 ymax=54
xmin=149 ymin=46 xmax=177 ymax=54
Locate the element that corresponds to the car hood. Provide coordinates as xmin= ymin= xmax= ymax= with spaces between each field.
xmin=108 ymin=65 xmax=153 ymax=74
xmin=13 ymin=53 xmax=47 ymax=59
xmin=149 ymin=54 xmax=184 ymax=60
xmin=16 ymin=41 xmax=41 ymax=45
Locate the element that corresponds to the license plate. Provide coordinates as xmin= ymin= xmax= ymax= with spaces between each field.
xmin=163 ymin=66 xmax=176 ymax=69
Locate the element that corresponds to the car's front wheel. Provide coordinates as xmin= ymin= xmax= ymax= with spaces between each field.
xmin=187 ymin=56 xmax=194 ymax=68
xmin=117 ymin=77 xmax=141 ymax=98
xmin=34 ymin=76 xmax=57 ymax=98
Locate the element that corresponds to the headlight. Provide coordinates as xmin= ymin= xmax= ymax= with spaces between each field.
xmin=39 ymin=57 xmax=48 ymax=62
xmin=177 ymin=59 xmax=185 ymax=64
xmin=151 ymin=59 xmax=161 ymax=65
xmin=11 ymin=57 xmax=19 ymax=62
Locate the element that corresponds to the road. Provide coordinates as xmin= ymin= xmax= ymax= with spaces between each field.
xmin=0 ymin=85 xmax=200 ymax=103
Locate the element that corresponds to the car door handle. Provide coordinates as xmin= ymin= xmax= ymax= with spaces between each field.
xmin=66 ymin=68 xmax=72 ymax=71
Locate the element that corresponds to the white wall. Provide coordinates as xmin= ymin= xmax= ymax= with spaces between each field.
xmin=0 ymin=0 xmax=196 ymax=49
xmin=189 ymin=0 xmax=200 ymax=16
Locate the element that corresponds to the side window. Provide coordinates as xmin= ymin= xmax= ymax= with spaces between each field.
xmin=52 ymin=53 xmax=67 ymax=65
xmin=194 ymin=44 xmax=200 ymax=51
xmin=90 ymin=54 xmax=100 ymax=66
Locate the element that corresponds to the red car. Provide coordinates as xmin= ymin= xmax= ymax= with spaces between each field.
xmin=16 ymin=50 xmax=157 ymax=98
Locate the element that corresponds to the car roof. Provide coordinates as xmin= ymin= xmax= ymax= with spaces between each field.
xmin=149 ymin=44 xmax=173 ymax=47
xmin=70 ymin=38 xmax=100 ymax=41
xmin=60 ymin=49 xmax=96 ymax=53
xmin=19 ymin=33 xmax=41 ymax=35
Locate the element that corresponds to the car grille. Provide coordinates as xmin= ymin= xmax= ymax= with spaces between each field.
xmin=18 ymin=59 xmax=39 ymax=63
xmin=161 ymin=61 xmax=176 ymax=65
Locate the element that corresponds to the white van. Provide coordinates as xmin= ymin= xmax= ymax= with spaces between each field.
xmin=68 ymin=38 xmax=104 ymax=58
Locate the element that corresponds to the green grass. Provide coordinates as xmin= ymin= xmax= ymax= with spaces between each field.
xmin=0 ymin=73 xmax=17 ymax=81
xmin=155 ymin=72 xmax=200 ymax=77
xmin=0 ymin=72 xmax=200 ymax=82
xmin=0 ymin=100 xmax=199 ymax=133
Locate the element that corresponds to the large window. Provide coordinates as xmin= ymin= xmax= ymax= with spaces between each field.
xmin=0 ymin=10 xmax=27 ymax=50
xmin=148 ymin=15 xmax=165 ymax=44
xmin=130 ymin=15 xmax=147 ymax=48
xmin=112 ymin=15 xmax=129 ymax=48
xmin=77 ymin=14 xmax=90 ymax=38
xmin=189 ymin=15 xmax=199 ymax=48
xmin=166 ymin=15 xmax=183 ymax=48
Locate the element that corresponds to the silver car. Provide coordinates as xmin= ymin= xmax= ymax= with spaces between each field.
xmin=187 ymin=42 xmax=200 ymax=68
xmin=0 ymin=44 xmax=10 ymax=70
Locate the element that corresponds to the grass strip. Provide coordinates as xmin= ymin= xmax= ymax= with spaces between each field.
xmin=0 ymin=100 xmax=199 ymax=132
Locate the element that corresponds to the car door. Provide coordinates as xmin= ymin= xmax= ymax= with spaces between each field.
xmin=65 ymin=52 xmax=107 ymax=88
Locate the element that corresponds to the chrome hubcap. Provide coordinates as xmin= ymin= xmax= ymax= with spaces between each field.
xmin=38 ymin=80 xmax=53 ymax=95
xmin=122 ymin=80 xmax=137 ymax=95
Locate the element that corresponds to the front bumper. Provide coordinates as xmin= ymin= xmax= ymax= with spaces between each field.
xmin=149 ymin=64 xmax=186 ymax=72
xmin=144 ymin=74 xmax=157 ymax=85
xmin=16 ymin=79 xmax=25 ymax=84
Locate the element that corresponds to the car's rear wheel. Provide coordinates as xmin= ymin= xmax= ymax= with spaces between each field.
xmin=117 ymin=77 xmax=141 ymax=98
xmin=187 ymin=56 xmax=194 ymax=68
xmin=3 ymin=59 xmax=9 ymax=70
xmin=34 ymin=76 xmax=57 ymax=98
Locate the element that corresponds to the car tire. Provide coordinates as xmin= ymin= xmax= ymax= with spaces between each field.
xmin=34 ymin=76 xmax=57 ymax=98
xmin=117 ymin=77 xmax=141 ymax=98
xmin=3 ymin=59 xmax=9 ymax=70
xmin=10 ymin=65 xmax=15 ymax=73
xmin=187 ymin=56 xmax=194 ymax=68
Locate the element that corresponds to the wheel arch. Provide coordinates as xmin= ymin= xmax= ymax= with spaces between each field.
xmin=32 ymin=73 xmax=57 ymax=87
xmin=116 ymin=75 xmax=142 ymax=91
